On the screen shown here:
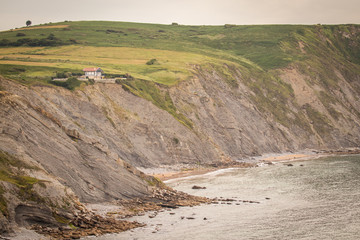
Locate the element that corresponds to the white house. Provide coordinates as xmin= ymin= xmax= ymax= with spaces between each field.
xmin=83 ymin=67 xmax=104 ymax=79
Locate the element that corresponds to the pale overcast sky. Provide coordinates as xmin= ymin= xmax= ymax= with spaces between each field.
xmin=1 ymin=0 xmax=360 ymax=31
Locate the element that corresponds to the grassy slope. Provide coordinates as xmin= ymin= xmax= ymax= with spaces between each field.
xmin=0 ymin=151 xmax=44 ymax=217
xmin=1 ymin=21 xmax=359 ymax=81
xmin=1 ymin=21 xmax=360 ymax=132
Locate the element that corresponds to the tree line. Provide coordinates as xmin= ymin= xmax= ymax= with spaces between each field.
xmin=0 ymin=34 xmax=77 ymax=47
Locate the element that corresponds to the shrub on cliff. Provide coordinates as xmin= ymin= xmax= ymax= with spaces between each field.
xmin=16 ymin=33 xmax=26 ymax=37
xmin=64 ymin=77 xmax=82 ymax=90
xmin=56 ymin=72 xmax=72 ymax=78
xmin=51 ymin=77 xmax=81 ymax=90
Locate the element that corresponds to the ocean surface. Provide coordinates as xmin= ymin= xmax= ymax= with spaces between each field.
xmin=85 ymin=155 xmax=360 ymax=240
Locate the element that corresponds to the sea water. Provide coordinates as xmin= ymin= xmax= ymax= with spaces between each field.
xmin=86 ymin=155 xmax=360 ymax=240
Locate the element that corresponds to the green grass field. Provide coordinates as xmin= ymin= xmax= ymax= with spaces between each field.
xmin=0 ymin=45 xmax=219 ymax=85
xmin=0 ymin=21 xmax=359 ymax=86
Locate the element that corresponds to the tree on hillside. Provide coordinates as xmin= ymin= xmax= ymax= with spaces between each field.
xmin=26 ymin=20 xmax=32 ymax=27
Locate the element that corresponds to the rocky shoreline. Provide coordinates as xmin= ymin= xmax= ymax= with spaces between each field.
xmin=5 ymin=148 xmax=360 ymax=239
xmin=29 ymin=186 xmax=210 ymax=239
xmin=320 ymin=148 xmax=360 ymax=155
xmin=31 ymin=214 xmax=144 ymax=239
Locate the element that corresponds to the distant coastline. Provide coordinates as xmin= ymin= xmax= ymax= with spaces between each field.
xmin=152 ymin=148 xmax=360 ymax=182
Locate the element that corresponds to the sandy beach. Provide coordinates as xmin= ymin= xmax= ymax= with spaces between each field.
xmin=153 ymin=168 xmax=217 ymax=181
xmin=152 ymin=151 xmax=324 ymax=181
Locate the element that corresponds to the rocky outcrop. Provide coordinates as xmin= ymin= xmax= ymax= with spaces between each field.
xmin=2 ymin=59 xmax=360 ymax=182
xmin=0 ymin=85 xmax=150 ymax=204
xmin=0 ymin=84 xmax=152 ymax=234
xmin=170 ymin=64 xmax=360 ymax=158
xmin=31 ymin=213 xmax=144 ymax=239
xmin=15 ymin=204 xmax=60 ymax=227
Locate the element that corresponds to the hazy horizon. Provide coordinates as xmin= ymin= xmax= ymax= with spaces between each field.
xmin=1 ymin=0 xmax=360 ymax=31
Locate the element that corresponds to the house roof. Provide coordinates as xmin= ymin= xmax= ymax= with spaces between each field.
xmin=83 ymin=67 xmax=103 ymax=72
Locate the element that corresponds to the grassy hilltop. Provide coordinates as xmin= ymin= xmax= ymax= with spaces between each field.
xmin=1 ymin=21 xmax=360 ymax=131
xmin=0 ymin=21 xmax=359 ymax=86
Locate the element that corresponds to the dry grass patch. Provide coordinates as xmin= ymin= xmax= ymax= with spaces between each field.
xmin=0 ymin=47 xmax=44 ymax=54
xmin=0 ymin=60 xmax=57 ymax=66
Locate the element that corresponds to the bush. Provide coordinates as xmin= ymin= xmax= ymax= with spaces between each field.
xmin=121 ymin=84 xmax=132 ymax=93
xmin=0 ymin=39 xmax=11 ymax=46
xmin=65 ymin=77 xmax=81 ymax=90
xmin=172 ymin=137 xmax=179 ymax=144
xmin=16 ymin=33 xmax=26 ymax=37
xmin=106 ymin=73 xmax=127 ymax=78
xmin=146 ymin=58 xmax=159 ymax=65
xmin=106 ymin=29 xmax=124 ymax=34
xmin=51 ymin=77 xmax=81 ymax=90
xmin=297 ymin=29 xmax=305 ymax=36
xmin=47 ymin=34 xmax=56 ymax=40
xmin=8 ymin=66 xmax=26 ymax=73
xmin=69 ymin=38 xmax=77 ymax=44
xmin=88 ymin=79 xmax=95 ymax=85
xmin=224 ymin=24 xmax=236 ymax=28
xmin=56 ymin=72 xmax=71 ymax=78
xmin=0 ymin=33 xmax=68 ymax=47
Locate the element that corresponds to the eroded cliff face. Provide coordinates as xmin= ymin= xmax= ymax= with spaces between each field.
xmin=1 ymin=57 xmax=360 ymax=232
xmin=1 ymin=60 xmax=360 ymax=195
xmin=0 ymin=81 xmax=151 ymax=204
xmin=170 ymin=64 xmax=360 ymax=159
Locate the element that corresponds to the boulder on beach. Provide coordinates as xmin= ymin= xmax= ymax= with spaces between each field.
xmin=192 ymin=185 xmax=206 ymax=189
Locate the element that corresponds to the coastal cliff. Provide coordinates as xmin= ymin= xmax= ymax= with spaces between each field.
xmin=0 ymin=22 xmax=360 ymax=235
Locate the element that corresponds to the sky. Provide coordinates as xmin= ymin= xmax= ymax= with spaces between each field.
xmin=1 ymin=0 xmax=360 ymax=31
